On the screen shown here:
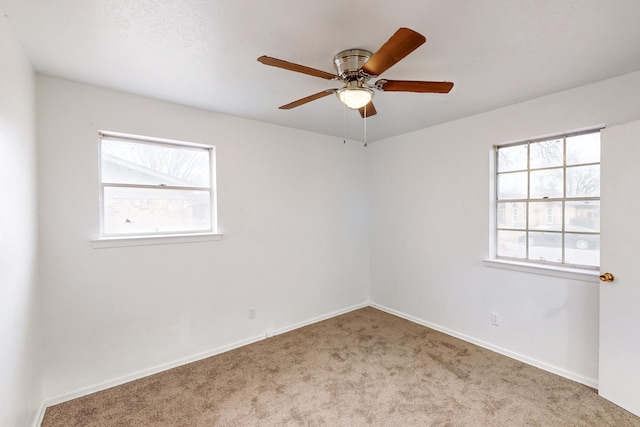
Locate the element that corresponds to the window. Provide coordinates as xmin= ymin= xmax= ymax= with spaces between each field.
xmin=98 ymin=131 xmax=216 ymax=238
xmin=495 ymin=130 xmax=600 ymax=268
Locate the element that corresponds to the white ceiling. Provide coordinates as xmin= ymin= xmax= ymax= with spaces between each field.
xmin=2 ymin=0 xmax=640 ymax=142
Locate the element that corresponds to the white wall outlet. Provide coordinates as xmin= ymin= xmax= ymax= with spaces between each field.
xmin=248 ymin=308 xmax=256 ymax=319
xmin=491 ymin=312 xmax=500 ymax=326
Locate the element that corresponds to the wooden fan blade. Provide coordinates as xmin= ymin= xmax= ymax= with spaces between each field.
xmin=279 ymin=90 xmax=335 ymax=110
xmin=361 ymin=28 xmax=426 ymax=77
xmin=376 ymin=80 xmax=454 ymax=93
xmin=258 ymin=56 xmax=336 ymax=80
xmin=358 ymin=102 xmax=377 ymax=118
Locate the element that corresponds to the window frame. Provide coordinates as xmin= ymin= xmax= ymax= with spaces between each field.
xmin=491 ymin=128 xmax=602 ymax=272
xmin=93 ymin=131 xmax=221 ymax=247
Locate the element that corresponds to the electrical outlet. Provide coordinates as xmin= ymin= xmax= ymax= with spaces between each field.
xmin=248 ymin=308 xmax=256 ymax=319
xmin=491 ymin=312 xmax=500 ymax=326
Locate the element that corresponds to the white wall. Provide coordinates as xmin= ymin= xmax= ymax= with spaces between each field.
xmin=0 ymin=13 xmax=41 ymax=427
xmin=369 ymin=70 xmax=640 ymax=386
xmin=36 ymin=76 xmax=370 ymax=402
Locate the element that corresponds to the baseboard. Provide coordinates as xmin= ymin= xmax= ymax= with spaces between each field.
xmin=37 ymin=300 xmax=593 ymax=426
xmin=271 ymin=302 xmax=370 ymax=337
xmin=42 ymin=332 xmax=267 ymax=409
xmin=40 ymin=301 xmax=369 ymax=413
xmin=32 ymin=403 xmax=47 ymax=427
xmin=370 ymin=302 xmax=599 ymax=389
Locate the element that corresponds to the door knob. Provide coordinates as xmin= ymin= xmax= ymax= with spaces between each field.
xmin=599 ymin=272 xmax=615 ymax=282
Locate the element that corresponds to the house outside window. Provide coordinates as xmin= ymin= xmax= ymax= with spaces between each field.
xmin=547 ymin=207 xmax=554 ymax=224
xmin=494 ymin=130 xmax=600 ymax=268
xmin=98 ymin=131 xmax=216 ymax=237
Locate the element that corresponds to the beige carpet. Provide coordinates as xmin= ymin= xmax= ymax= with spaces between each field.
xmin=41 ymin=307 xmax=640 ymax=426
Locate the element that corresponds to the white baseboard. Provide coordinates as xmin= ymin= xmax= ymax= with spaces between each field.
xmin=32 ymin=403 xmax=46 ymax=427
xmin=370 ymin=302 xmax=598 ymax=389
xmin=35 ymin=300 xmax=594 ymax=427
xmin=42 ymin=333 xmax=266 ymax=409
xmin=39 ymin=301 xmax=369 ymax=415
xmin=271 ymin=302 xmax=369 ymax=337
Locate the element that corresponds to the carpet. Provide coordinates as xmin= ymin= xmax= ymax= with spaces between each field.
xmin=41 ymin=307 xmax=640 ymax=426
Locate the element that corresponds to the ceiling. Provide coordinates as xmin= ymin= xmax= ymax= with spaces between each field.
xmin=2 ymin=0 xmax=640 ymax=142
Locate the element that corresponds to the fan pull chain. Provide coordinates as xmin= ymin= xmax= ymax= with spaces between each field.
xmin=343 ymin=102 xmax=347 ymax=144
xmin=363 ymin=104 xmax=368 ymax=147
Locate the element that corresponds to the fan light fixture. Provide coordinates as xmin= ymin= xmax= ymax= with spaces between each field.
xmin=337 ymin=86 xmax=373 ymax=109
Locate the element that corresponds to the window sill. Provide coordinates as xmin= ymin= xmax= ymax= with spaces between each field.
xmin=483 ymin=258 xmax=599 ymax=282
xmin=92 ymin=232 xmax=223 ymax=249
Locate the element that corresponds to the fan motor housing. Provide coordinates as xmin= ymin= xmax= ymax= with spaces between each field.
xmin=333 ymin=49 xmax=372 ymax=81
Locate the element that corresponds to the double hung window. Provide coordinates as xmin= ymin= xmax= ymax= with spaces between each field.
xmin=98 ymin=131 xmax=216 ymax=237
xmin=495 ymin=130 xmax=600 ymax=268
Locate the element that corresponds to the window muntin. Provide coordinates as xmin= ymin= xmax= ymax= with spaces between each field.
xmin=99 ymin=131 xmax=215 ymax=237
xmin=495 ymin=130 xmax=600 ymax=268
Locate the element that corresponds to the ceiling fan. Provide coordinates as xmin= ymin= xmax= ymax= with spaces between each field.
xmin=258 ymin=27 xmax=454 ymax=118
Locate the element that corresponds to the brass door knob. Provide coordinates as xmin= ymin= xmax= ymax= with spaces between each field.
xmin=599 ymin=272 xmax=615 ymax=282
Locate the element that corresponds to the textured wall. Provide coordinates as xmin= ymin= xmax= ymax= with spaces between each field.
xmin=369 ymin=70 xmax=640 ymax=387
xmin=0 ymin=12 xmax=42 ymax=427
xmin=36 ymin=76 xmax=370 ymax=402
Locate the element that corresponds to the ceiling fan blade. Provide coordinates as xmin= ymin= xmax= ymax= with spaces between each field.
xmin=279 ymin=90 xmax=335 ymax=110
xmin=361 ymin=28 xmax=426 ymax=77
xmin=258 ymin=56 xmax=336 ymax=80
xmin=359 ymin=102 xmax=377 ymax=118
xmin=376 ymin=80 xmax=454 ymax=93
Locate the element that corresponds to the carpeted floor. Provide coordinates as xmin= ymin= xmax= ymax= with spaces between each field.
xmin=41 ymin=307 xmax=640 ymax=426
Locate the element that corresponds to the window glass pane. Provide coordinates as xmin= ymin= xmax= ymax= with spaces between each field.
xmin=565 ymin=234 xmax=599 ymax=267
xmin=530 ymin=169 xmax=563 ymax=199
xmin=497 ymin=202 xmax=527 ymax=229
xmin=565 ymin=201 xmax=600 ymax=232
xmin=495 ymin=131 xmax=600 ymax=269
xmin=565 ymin=233 xmax=600 ymax=251
xmin=527 ymin=232 xmax=562 ymax=263
xmin=530 ymin=138 xmax=563 ymax=169
xmin=497 ymin=172 xmax=527 ymax=199
xmin=528 ymin=201 xmax=562 ymax=229
xmin=497 ymin=145 xmax=527 ymax=172
xmin=497 ymin=230 xmax=526 ymax=258
xmin=566 ymin=165 xmax=600 ymax=198
xmin=567 ymin=133 xmax=600 ymax=165
xmin=103 ymin=186 xmax=211 ymax=235
xmin=102 ymin=139 xmax=210 ymax=187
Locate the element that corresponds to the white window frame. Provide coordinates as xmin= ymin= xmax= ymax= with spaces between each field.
xmin=92 ymin=131 xmax=222 ymax=248
xmin=484 ymin=128 xmax=602 ymax=281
